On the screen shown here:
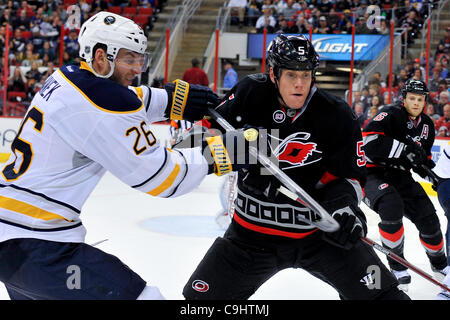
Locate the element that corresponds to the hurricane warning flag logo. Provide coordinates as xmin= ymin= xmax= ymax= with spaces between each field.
xmin=272 ymin=132 xmax=322 ymax=169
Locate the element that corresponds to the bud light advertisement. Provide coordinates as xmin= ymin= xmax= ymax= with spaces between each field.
xmin=247 ymin=34 xmax=391 ymax=61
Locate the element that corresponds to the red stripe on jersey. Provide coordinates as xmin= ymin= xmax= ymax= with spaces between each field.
xmin=233 ymin=213 xmax=318 ymax=239
xmin=379 ymin=225 xmax=404 ymax=242
xmin=362 ymin=131 xmax=385 ymax=137
xmin=420 ymin=237 xmax=444 ymax=252
xmin=366 ymin=163 xmax=383 ymax=168
xmin=319 ymin=171 xmax=338 ymax=185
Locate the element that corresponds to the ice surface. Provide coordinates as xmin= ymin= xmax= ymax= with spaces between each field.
xmin=0 ymin=172 xmax=447 ymax=300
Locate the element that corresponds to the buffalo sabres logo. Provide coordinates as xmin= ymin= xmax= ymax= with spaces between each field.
xmin=104 ymin=16 xmax=116 ymax=25
xmin=272 ymin=132 xmax=322 ymax=169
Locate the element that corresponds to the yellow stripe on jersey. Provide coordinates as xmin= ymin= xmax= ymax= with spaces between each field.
xmin=132 ymin=86 xmax=144 ymax=100
xmin=147 ymin=163 xmax=181 ymax=196
xmin=0 ymin=196 xmax=73 ymax=221
xmin=58 ymin=64 xmax=144 ymax=114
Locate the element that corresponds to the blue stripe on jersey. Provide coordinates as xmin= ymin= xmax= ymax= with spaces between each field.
xmin=60 ymin=64 xmax=142 ymax=113
xmin=0 ymin=218 xmax=82 ymax=232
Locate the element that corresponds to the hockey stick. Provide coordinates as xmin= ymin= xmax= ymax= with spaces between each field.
xmin=207 ymin=108 xmax=339 ymax=232
xmin=278 ymin=177 xmax=450 ymax=292
xmin=208 ymin=108 xmax=450 ymax=292
xmin=361 ymin=237 xmax=450 ymax=292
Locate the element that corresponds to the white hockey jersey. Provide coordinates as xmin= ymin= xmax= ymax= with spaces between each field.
xmin=0 ymin=62 xmax=209 ymax=243
xmin=433 ymin=143 xmax=450 ymax=179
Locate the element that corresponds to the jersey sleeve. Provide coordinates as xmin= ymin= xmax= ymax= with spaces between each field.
xmin=319 ymin=106 xmax=366 ymax=202
xmin=51 ymin=107 xmax=208 ymax=198
xmin=130 ymin=85 xmax=169 ymax=123
xmin=362 ymin=109 xmax=406 ymax=167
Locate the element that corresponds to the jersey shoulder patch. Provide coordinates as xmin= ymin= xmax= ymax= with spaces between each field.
xmin=59 ymin=64 xmax=142 ymax=113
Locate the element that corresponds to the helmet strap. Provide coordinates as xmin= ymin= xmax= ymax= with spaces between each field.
xmin=87 ymin=58 xmax=115 ymax=79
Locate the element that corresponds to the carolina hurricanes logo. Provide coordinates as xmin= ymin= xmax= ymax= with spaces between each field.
xmin=192 ymin=280 xmax=209 ymax=292
xmin=272 ymin=132 xmax=322 ymax=169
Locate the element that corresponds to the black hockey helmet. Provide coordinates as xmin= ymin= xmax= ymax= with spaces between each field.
xmin=266 ymin=34 xmax=319 ymax=79
xmin=401 ymin=79 xmax=429 ymax=100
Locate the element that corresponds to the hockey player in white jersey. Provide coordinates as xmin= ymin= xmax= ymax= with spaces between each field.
xmin=433 ymin=144 xmax=450 ymax=300
xmin=0 ymin=12 xmax=257 ymax=300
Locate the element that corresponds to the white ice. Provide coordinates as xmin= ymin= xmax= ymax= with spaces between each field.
xmin=0 ymin=172 xmax=447 ymax=300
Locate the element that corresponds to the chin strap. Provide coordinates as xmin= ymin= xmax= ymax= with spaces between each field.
xmin=86 ymin=59 xmax=115 ymax=78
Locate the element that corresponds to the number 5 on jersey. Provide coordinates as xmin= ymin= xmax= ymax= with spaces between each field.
xmin=2 ymin=107 xmax=44 ymax=181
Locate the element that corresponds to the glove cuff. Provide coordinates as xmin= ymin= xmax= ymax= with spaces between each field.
xmin=169 ymin=79 xmax=190 ymax=120
xmin=204 ymin=135 xmax=233 ymax=176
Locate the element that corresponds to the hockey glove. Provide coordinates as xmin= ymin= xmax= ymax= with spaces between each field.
xmin=202 ymin=128 xmax=261 ymax=176
xmin=321 ymin=195 xmax=367 ymax=250
xmin=165 ymin=80 xmax=221 ymax=122
xmin=240 ymin=166 xmax=280 ymax=201
xmin=401 ymin=140 xmax=427 ymax=167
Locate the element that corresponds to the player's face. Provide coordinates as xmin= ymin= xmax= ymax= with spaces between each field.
xmin=404 ymin=92 xmax=426 ymax=118
xmin=111 ymin=49 xmax=148 ymax=86
xmin=271 ymin=69 xmax=312 ymax=109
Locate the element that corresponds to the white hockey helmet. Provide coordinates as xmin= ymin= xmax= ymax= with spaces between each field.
xmin=78 ymin=11 xmax=149 ymax=78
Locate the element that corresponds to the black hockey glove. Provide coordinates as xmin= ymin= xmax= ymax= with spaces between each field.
xmin=201 ymin=128 xmax=261 ymax=176
xmin=401 ymin=140 xmax=427 ymax=167
xmin=321 ymin=195 xmax=367 ymax=250
xmin=240 ymin=166 xmax=281 ymax=201
xmin=412 ymin=158 xmax=436 ymax=179
xmin=164 ymin=80 xmax=221 ymax=122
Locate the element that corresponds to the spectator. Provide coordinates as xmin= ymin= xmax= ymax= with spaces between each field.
xmin=281 ymin=0 xmax=299 ymax=22
xmin=429 ymin=67 xmax=443 ymax=92
xmin=410 ymin=68 xmax=424 ymax=82
xmin=356 ymin=15 xmax=377 ymax=34
xmin=317 ymin=0 xmax=332 ymax=13
xmin=182 ymin=58 xmax=209 ymax=86
xmin=223 ymin=60 xmax=238 ymax=93
xmin=363 ymin=105 xmax=379 ymax=129
xmin=11 ymin=29 xmax=27 ymax=58
xmin=335 ymin=0 xmax=350 ymax=12
xmin=272 ymin=0 xmax=287 ymax=17
xmin=39 ymin=41 xmax=56 ymax=62
xmin=436 ymin=91 xmax=449 ymax=116
xmin=328 ymin=8 xmax=341 ymax=32
xmin=437 ymin=27 xmax=450 ymax=55
xmin=434 ymin=61 xmax=448 ymax=79
xmin=426 ymin=103 xmax=441 ymax=125
xmin=64 ymin=29 xmax=80 ymax=60
xmin=228 ymin=0 xmax=247 ymax=28
xmin=41 ymin=61 xmax=56 ymax=82
xmin=401 ymin=10 xmax=421 ymax=43
xmin=255 ymin=8 xmax=276 ymax=33
xmin=25 ymin=61 xmax=42 ymax=96
xmin=21 ymin=49 xmax=41 ymax=67
xmin=314 ymin=16 xmax=330 ymax=34
xmin=378 ymin=18 xmax=390 ymax=35
xmin=8 ymin=67 xmax=27 ymax=93
xmin=247 ymin=0 xmax=261 ymax=26
xmin=434 ymin=104 xmax=450 ymax=136
xmin=0 ymin=9 xmax=17 ymax=28
xmin=15 ymin=8 xmax=31 ymax=30
xmin=295 ymin=14 xmax=308 ymax=33
xmin=276 ymin=18 xmax=296 ymax=33
xmin=353 ymin=101 xmax=366 ymax=128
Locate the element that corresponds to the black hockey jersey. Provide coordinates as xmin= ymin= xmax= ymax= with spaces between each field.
xmin=215 ymin=73 xmax=366 ymax=238
xmin=362 ymin=102 xmax=435 ymax=171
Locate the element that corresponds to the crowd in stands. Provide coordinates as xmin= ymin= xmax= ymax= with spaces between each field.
xmin=0 ymin=0 xmax=162 ymax=116
xmin=228 ymin=0 xmax=438 ymax=39
xmin=350 ymin=26 xmax=449 ymax=137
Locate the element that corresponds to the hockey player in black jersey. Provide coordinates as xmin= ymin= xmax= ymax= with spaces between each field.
xmin=182 ymin=34 xmax=409 ymax=300
xmin=362 ymin=79 xmax=449 ymax=292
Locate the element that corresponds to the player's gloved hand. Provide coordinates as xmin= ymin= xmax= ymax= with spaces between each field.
xmin=321 ymin=199 xmax=367 ymax=250
xmin=202 ymin=128 xmax=261 ymax=176
xmin=165 ymin=80 xmax=221 ymax=122
xmin=240 ymin=166 xmax=280 ymax=201
xmin=401 ymin=140 xmax=427 ymax=167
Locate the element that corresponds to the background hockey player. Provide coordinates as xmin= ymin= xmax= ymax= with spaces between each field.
xmin=433 ymin=144 xmax=450 ymax=300
xmin=362 ymin=79 xmax=449 ymax=292
xmin=0 ymin=12 xmax=257 ymax=300
xmin=182 ymin=34 xmax=409 ymax=300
